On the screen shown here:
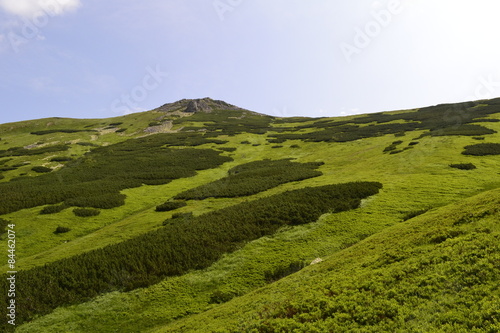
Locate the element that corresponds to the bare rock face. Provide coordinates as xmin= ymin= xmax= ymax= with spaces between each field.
xmin=185 ymin=99 xmax=211 ymax=113
xmin=157 ymin=97 xmax=243 ymax=114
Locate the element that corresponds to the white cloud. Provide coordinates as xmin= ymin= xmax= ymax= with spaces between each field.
xmin=0 ymin=0 xmax=81 ymax=18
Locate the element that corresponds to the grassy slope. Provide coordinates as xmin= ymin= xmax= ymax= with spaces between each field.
xmin=11 ymin=110 xmax=500 ymax=332
xmin=155 ymin=187 xmax=500 ymax=333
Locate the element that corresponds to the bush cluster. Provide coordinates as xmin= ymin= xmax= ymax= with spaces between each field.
xmin=30 ymin=129 xmax=97 ymax=135
xmin=155 ymin=200 xmax=187 ymax=212
xmin=53 ymin=226 xmax=71 ymax=234
xmin=73 ymin=208 xmax=101 ymax=217
xmin=2 ymin=181 xmax=382 ymax=327
xmin=174 ymin=109 xmax=273 ymax=136
xmin=0 ymin=158 xmax=12 ymax=166
xmin=0 ymin=135 xmax=232 ymax=215
xmin=0 ymin=218 xmax=10 ymax=235
xmin=449 ymin=163 xmax=477 ymax=170
xmin=0 ymin=145 xmax=70 ymax=158
xmin=462 ymin=143 xmax=500 ymax=156
xmin=76 ymin=142 xmax=99 ymax=147
xmin=383 ymin=140 xmax=403 ymax=153
xmin=175 ymin=159 xmax=323 ymax=200
xmin=217 ymin=147 xmax=237 ymax=152
xmin=268 ymin=101 xmax=500 ymax=143
xmin=40 ymin=204 xmax=68 ymax=215
xmin=32 ymin=166 xmax=52 ymax=173
xmin=50 ymin=156 xmax=73 ymax=162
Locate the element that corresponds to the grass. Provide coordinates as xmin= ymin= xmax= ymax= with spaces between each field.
xmin=12 ymin=119 xmax=500 ymax=332
xmin=2 ymin=101 xmax=500 ymax=332
xmin=153 ymin=187 xmax=500 ymax=332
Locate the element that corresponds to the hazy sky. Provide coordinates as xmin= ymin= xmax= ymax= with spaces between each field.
xmin=1 ymin=0 xmax=500 ymax=123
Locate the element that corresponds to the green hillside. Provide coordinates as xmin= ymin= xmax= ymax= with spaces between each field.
xmin=0 ymin=97 xmax=499 ymax=332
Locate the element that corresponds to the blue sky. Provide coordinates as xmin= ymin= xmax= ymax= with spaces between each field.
xmin=1 ymin=0 xmax=500 ymax=123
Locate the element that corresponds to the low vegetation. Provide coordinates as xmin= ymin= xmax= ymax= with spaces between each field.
xmin=53 ymin=226 xmax=71 ymax=234
xmin=450 ymin=163 xmax=477 ymax=170
xmin=31 ymin=166 xmax=52 ymax=173
xmin=1 ymin=182 xmax=382 ymax=329
xmin=267 ymin=101 xmax=500 ymax=143
xmin=155 ymin=200 xmax=187 ymax=212
xmin=73 ymin=208 xmax=101 ymax=217
xmin=0 ymin=135 xmax=232 ymax=215
xmin=160 ymin=189 xmax=500 ymax=333
xmin=30 ymin=129 xmax=97 ymax=135
xmin=0 ymin=144 xmax=70 ymax=158
xmin=174 ymin=159 xmax=324 ymax=200
xmin=462 ymin=143 xmax=500 ymax=156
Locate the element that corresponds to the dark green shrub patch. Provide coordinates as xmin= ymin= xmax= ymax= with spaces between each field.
xmin=133 ymin=133 xmax=227 ymax=147
xmin=0 ymin=167 xmax=17 ymax=172
xmin=175 ymin=109 xmax=273 ymax=136
xmin=0 ymin=144 xmax=70 ymax=158
xmin=271 ymin=145 xmax=283 ymax=148
xmin=115 ymin=128 xmax=127 ymax=133
xmin=155 ymin=200 xmax=187 ymax=212
xmin=1 ymin=181 xmax=381 ymax=328
xmin=462 ymin=143 xmax=500 ymax=156
xmin=30 ymin=129 xmax=97 ymax=135
xmin=408 ymin=141 xmax=419 ymax=146
xmin=165 ymin=212 xmax=194 ymax=224
xmin=40 ymin=204 xmax=68 ymax=215
xmin=0 ymin=158 xmax=12 ymax=166
xmin=240 ymin=140 xmax=251 ymax=144
xmin=270 ymin=101 xmax=500 ymax=143
xmin=0 ymin=218 xmax=10 ymax=235
xmin=32 ymin=166 xmax=52 ymax=173
xmin=54 ymin=226 xmax=71 ymax=234
xmin=449 ymin=163 xmax=477 ymax=170
xmin=73 ymin=208 xmax=101 ymax=217
xmin=76 ymin=142 xmax=99 ymax=147
xmin=109 ymin=122 xmax=123 ymax=126
xmin=472 ymin=136 xmax=485 ymax=140
xmin=267 ymin=138 xmax=286 ymax=144
xmin=217 ymin=147 xmax=237 ymax=152
xmin=12 ymin=162 xmax=29 ymax=168
xmin=0 ymin=135 xmax=232 ymax=215
xmin=383 ymin=141 xmax=403 ymax=153
xmin=50 ymin=156 xmax=73 ymax=162
xmin=175 ymin=159 xmax=323 ymax=200
xmin=290 ymin=144 xmax=301 ymax=148
xmin=426 ymin=124 xmax=496 ymax=137
xmin=65 ymin=193 xmax=127 ymax=209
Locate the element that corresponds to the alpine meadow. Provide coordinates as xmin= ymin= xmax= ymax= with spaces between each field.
xmin=0 ymin=97 xmax=499 ymax=332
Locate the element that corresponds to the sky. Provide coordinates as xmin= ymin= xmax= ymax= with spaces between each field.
xmin=1 ymin=0 xmax=500 ymax=124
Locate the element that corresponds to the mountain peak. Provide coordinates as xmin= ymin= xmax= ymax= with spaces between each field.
xmin=157 ymin=97 xmax=244 ymax=114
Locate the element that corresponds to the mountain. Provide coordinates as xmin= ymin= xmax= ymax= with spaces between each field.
xmin=0 ymin=98 xmax=499 ymax=332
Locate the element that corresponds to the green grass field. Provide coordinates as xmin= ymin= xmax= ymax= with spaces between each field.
xmin=1 ymin=98 xmax=499 ymax=332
